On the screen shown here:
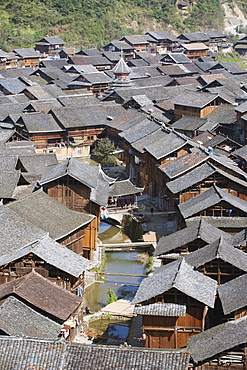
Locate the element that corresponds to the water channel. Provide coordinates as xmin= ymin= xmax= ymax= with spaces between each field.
xmin=83 ymin=221 xmax=148 ymax=345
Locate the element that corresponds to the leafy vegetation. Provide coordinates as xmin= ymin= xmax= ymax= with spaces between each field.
xmin=107 ymin=288 xmax=118 ymax=304
xmin=91 ymin=138 xmax=117 ymax=167
xmin=0 ymin=0 xmax=231 ymax=50
xmin=216 ymin=50 xmax=247 ymax=68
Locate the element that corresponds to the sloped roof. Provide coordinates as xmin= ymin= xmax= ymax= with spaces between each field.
xmin=184 ymin=236 xmax=247 ymax=272
xmin=0 ymin=78 xmax=26 ymax=94
xmin=14 ymin=48 xmax=40 ymax=58
xmin=24 ymin=85 xmax=55 ymax=100
xmin=154 ymin=219 xmax=230 ymax=256
xmin=178 ymin=185 xmax=247 ymax=219
xmin=0 ymin=296 xmax=61 ymax=338
xmin=0 ymin=169 xmax=21 ymax=198
xmin=147 ymin=31 xmax=177 ymax=42
xmin=171 ymin=116 xmax=207 ymax=131
xmin=0 ymin=234 xmax=90 ymax=277
xmin=119 ymin=117 xmax=160 ymax=144
xmin=0 ymin=206 xmax=47 ymax=256
xmin=19 ymin=112 xmax=64 ymax=133
xmin=144 ymin=130 xmax=192 ymax=160
xmin=109 ymin=179 xmax=143 ymax=196
xmin=0 ymin=270 xmax=81 ymax=321
xmin=132 ymin=259 xmax=217 ymax=308
xmin=232 ymin=145 xmax=247 ymax=161
xmin=6 ymin=189 xmax=95 ymax=240
xmin=112 ymin=57 xmax=131 ymax=75
xmin=186 ymin=216 xmax=247 ymax=229
xmin=171 ymin=91 xmax=229 ymax=108
xmin=39 ymin=157 xmax=113 ymax=206
xmin=181 ymin=42 xmax=209 ymax=51
xmin=0 ymin=337 xmax=191 ymax=370
xmin=188 ymin=316 xmax=247 ymax=363
xmin=133 ymin=303 xmax=186 ymax=316
xmin=218 ymin=274 xmax=247 ymax=314
xmin=36 ymin=36 xmax=65 ymax=45
xmin=166 ymin=162 xmax=247 ymax=194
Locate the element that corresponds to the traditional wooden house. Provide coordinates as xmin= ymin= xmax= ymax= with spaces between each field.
xmin=0 ymin=270 xmax=83 ymax=341
xmin=103 ymin=41 xmax=135 ymax=60
xmin=181 ymin=43 xmax=209 ymax=60
xmin=132 ymin=259 xmax=217 ymax=349
xmin=154 ymin=219 xmax=231 ymax=265
xmin=145 ymin=31 xmax=178 ymax=54
xmin=0 ymin=50 xmax=18 ymax=70
xmin=67 ymin=55 xmax=112 ymax=71
xmin=38 ymin=157 xmax=115 ymax=256
xmin=0 ymin=78 xmax=26 ymax=95
xmin=188 ymin=316 xmax=247 ymax=369
xmin=171 ymin=91 xmax=232 ymax=121
xmin=234 ymin=35 xmax=247 ymax=56
xmin=35 ymin=36 xmax=65 ymax=57
xmin=6 ymin=189 xmax=95 ymax=259
xmin=120 ymin=35 xmax=150 ymax=52
xmin=0 ymin=203 xmax=90 ymax=287
xmin=67 ymin=72 xmax=112 ymax=96
xmin=178 ymin=184 xmax=247 ymax=229
xmin=13 ymin=48 xmax=41 ymax=69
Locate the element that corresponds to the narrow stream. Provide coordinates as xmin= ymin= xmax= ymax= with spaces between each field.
xmin=83 ymin=222 xmax=148 ymax=345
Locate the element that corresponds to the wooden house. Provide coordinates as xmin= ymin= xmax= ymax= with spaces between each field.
xmin=6 ymin=189 xmax=96 ymax=259
xmin=132 ymin=259 xmax=217 ymax=349
xmin=103 ymin=41 xmax=135 ymax=60
xmin=154 ymin=219 xmax=231 ymax=265
xmin=67 ymin=72 xmax=112 ymax=96
xmin=181 ymin=43 xmax=209 ymax=61
xmin=13 ymin=48 xmax=41 ymax=69
xmin=0 ymin=270 xmax=83 ymax=341
xmin=234 ymin=35 xmax=247 ymax=56
xmin=0 ymin=50 xmax=18 ymax=70
xmin=145 ymin=31 xmax=178 ymax=54
xmin=120 ymin=35 xmax=150 ymax=52
xmin=188 ymin=316 xmax=247 ymax=369
xmin=67 ymin=55 xmax=112 ymax=71
xmin=35 ymin=36 xmax=65 ymax=57
xmin=0 ymin=207 xmax=90 ymax=290
xmin=38 ymin=157 xmax=115 ymax=257
xmin=171 ymin=91 xmax=232 ymax=121
xmin=178 ymin=184 xmax=247 ymax=230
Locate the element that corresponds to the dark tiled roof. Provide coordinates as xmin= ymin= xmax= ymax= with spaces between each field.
xmin=166 ymin=162 xmax=247 ymax=194
xmin=184 ymin=236 xmax=247 ymax=272
xmin=6 ymin=190 xmax=95 ymax=240
xmin=188 ymin=316 xmax=247 ymax=363
xmin=0 ymin=270 xmax=81 ymax=321
xmin=218 ymin=274 xmax=247 ymax=314
xmin=120 ymin=35 xmax=150 ymax=45
xmin=186 ymin=216 xmax=247 ymax=229
xmin=171 ymin=116 xmax=207 ymax=131
xmin=0 ymin=234 xmax=90 ymax=277
xmin=154 ymin=219 xmax=230 ymax=256
xmin=147 ymin=31 xmax=177 ymax=42
xmin=133 ymin=303 xmax=186 ymax=316
xmin=0 ymin=337 xmax=191 ymax=370
xmin=232 ymin=145 xmax=247 ymax=161
xmin=171 ymin=91 xmax=222 ymax=108
xmin=220 ymin=61 xmax=247 ymax=74
xmin=205 ymin=104 xmax=236 ymax=125
xmin=109 ymin=179 xmax=143 ymax=196
xmin=39 ymin=157 xmax=113 ymax=206
xmin=0 ymin=206 xmax=46 ymax=256
xmin=112 ymin=57 xmax=131 ymax=74
xmin=0 ymin=296 xmax=61 ymax=338
xmin=19 ymin=112 xmax=64 ymax=133
xmin=119 ymin=117 xmax=161 ymax=144
xmin=0 ymin=78 xmax=26 ymax=94
xmin=36 ymin=36 xmax=65 ymax=45
xmin=132 ymin=259 xmax=217 ymax=308
xmin=179 ymin=185 xmax=247 ymax=219
xmin=144 ymin=130 xmax=192 ymax=160
xmin=0 ymin=169 xmax=21 ymax=198
xmin=14 ymin=48 xmax=40 ymax=58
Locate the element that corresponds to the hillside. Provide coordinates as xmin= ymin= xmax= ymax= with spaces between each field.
xmin=0 ymin=0 xmax=245 ymax=50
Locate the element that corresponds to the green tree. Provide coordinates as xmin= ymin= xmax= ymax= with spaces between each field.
xmin=107 ymin=288 xmax=118 ymax=304
xmin=92 ymin=138 xmax=117 ymax=166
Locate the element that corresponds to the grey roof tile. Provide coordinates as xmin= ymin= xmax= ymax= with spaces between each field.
xmin=0 ymin=337 xmax=191 ymax=370
xmin=179 ymin=185 xmax=247 ymax=219
xmin=133 ymin=303 xmax=186 ymax=316
xmin=109 ymin=179 xmax=143 ymax=196
xmin=132 ymin=259 xmax=217 ymax=308
xmin=218 ymin=274 xmax=247 ymax=314
xmin=6 ymin=189 xmax=95 ymax=240
xmin=0 ymin=296 xmax=61 ymax=338
xmin=188 ymin=316 xmax=247 ymax=362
